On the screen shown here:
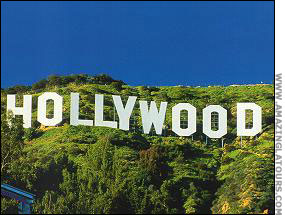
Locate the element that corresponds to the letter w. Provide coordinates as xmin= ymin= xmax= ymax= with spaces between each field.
xmin=139 ymin=101 xmax=167 ymax=135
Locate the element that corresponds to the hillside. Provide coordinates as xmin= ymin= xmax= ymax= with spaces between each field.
xmin=1 ymin=74 xmax=274 ymax=214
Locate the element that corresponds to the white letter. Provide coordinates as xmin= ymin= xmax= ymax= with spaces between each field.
xmin=172 ymin=103 xmax=196 ymax=136
xmin=37 ymin=92 xmax=63 ymax=126
xmin=203 ymin=105 xmax=227 ymax=138
xmin=7 ymin=95 xmax=32 ymax=128
xmin=95 ymin=94 xmax=117 ymax=128
xmin=237 ymin=103 xmax=262 ymax=136
xmin=112 ymin=95 xmax=137 ymax=130
xmin=70 ymin=93 xmax=93 ymax=126
xmin=139 ymin=101 xmax=167 ymax=135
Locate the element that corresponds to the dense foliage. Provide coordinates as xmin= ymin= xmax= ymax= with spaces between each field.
xmin=1 ymin=74 xmax=274 ymax=214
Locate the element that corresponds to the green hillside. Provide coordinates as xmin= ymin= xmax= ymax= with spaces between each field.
xmin=1 ymin=74 xmax=274 ymax=214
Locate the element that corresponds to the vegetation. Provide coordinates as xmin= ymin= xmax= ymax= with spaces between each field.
xmin=1 ymin=74 xmax=274 ymax=214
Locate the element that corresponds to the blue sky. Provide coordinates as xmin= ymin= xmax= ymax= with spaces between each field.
xmin=1 ymin=1 xmax=274 ymax=88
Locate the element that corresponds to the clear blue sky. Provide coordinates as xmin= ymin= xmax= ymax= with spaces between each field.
xmin=1 ymin=1 xmax=274 ymax=88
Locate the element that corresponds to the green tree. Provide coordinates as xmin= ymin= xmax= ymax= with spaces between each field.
xmin=32 ymin=79 xmax=48 ymax=90
xmin=110 ymin=81 xmax=123 ymax=91
xmin=1 ymin=113 xmax=24 ymax=175
xmin=48 ymin=75 xmax=62 ymax=86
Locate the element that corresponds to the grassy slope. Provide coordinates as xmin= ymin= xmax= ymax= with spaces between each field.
xmin=1 ymin=80 xmax=274 ymax=214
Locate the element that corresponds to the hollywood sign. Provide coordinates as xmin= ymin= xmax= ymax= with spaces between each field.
xmin=6 ymin=92 xmax=262 ymax=138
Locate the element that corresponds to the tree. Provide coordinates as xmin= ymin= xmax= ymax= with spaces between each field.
xmin=74 ymin=74 xmax=88 ymax=85
xmin=1 ymin=198 xmax=18 ymax=214
xmin=110 ymin=81 xmax=123 ymax=91
xmin=1 ymin=113 xmax=24 ymax=175
xmin=166 ymin=87 xmax=194 ymax=100
xmin=94 ymin=74 xmax=114 ymax=85
xmin=48 ymin=75 xmax=62 ymax=86
xmin=32 ymin=79 xmax=48 ymax=90
xmin=5 ymin=85 xmax=31 ymax=94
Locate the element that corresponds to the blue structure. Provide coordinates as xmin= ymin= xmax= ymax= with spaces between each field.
xmin=1 ymin=184 xmax=35 ymax=214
